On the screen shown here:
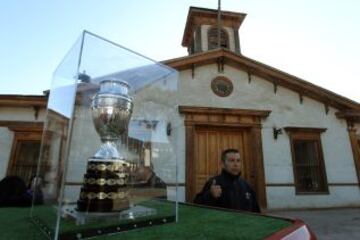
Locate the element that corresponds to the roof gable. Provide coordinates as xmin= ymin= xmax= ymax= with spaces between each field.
xmin=163 ymin=49 xmax=360 ymax=111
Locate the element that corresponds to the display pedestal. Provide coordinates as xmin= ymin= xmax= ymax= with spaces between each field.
xmin=63 ymin=204 xmax=157 ymax=225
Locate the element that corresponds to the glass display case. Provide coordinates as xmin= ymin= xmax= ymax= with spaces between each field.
xmin=30 ymin=31 xmax=179 ymax=240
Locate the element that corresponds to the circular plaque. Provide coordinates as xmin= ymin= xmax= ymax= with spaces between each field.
xmin=211 ymin=76 xmax=233 ymax=97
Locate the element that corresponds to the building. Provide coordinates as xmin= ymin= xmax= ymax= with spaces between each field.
xmin=1 ymin=6 xmax=360 ymax=210
xmin=0 ymin=95 xmax=47 ymax=184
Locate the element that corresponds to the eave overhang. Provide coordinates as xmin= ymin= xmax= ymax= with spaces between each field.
xmin=0 ymin=95 xmax=47 ymax=108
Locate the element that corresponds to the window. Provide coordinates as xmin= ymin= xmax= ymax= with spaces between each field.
xmin=285 ymin=127 xmax=328 ymax=194
xmin=208 ymin=27 xmax=229 ymax=50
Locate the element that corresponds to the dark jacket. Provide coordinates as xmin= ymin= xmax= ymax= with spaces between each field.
xmin=0 ymin=176 xmax=32 ymax=207
xmin=136 ymin=173 xmax=167 ymax=189
xmin=135 ymin=173 xmax=167 ymax=199
xmin=194 ymin=170 xmax=260 ymax=213
xmin=147 ymin=173 xmax=167 ymax=189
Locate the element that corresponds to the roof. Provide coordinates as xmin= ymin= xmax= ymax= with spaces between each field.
xmin=163 ymin=48 xmax=360 ymax=111
xmin=0 ymin=94 xmax=47 ymax=108
xmin=182 ymin=7 xmax=246 ymax=47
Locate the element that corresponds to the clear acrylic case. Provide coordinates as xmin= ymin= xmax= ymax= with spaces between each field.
xmin=30 ymin=31 xmax=179 ymax=240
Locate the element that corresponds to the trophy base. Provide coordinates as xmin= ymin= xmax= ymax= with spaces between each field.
xmin=77 ymin=199 xmax=130 ymax=212
xmin=77 ymin=158 xmax=130 ymax=212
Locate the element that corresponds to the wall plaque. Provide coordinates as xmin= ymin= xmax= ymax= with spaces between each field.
xmin=211 ymin=76 xmax=233 ymax=97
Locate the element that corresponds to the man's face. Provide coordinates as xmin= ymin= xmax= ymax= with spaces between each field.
xmin=222 ymin=152 xmax=241 ymax=176
xmin=133 ymin=166 xmax=152 ymax=181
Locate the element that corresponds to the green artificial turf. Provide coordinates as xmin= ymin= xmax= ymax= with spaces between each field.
xmin=31 ymin=200 xmax=175 ymax=233
xmin=0 ymin=207 xmax=45 ymax=240
xmin=0 ymin=204 xmax=291 ymax=240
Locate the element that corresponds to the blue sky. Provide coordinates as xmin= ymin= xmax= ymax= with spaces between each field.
xmin=1 ymin=0 xmax=359 ymax=102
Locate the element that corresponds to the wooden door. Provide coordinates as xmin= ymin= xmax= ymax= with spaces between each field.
xmin=192 ymin=126 xmax=252 ymax=201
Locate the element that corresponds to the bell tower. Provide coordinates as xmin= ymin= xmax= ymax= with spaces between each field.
xmin=181 ymin=7 xmax=246 ymax=55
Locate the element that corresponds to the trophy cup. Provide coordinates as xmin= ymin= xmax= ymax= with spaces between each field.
xmin=77 ymin=79 xmax=133 ymax=212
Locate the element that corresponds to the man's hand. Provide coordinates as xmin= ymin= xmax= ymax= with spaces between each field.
xmin=210 ymin=179 xmax=222 ymax=198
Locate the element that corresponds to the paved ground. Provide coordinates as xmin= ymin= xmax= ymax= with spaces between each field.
xmin=268 ymin=208 xmax=360 ymax=240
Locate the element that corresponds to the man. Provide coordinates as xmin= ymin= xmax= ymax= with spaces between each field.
xmin=194 ymin=149 xmax=260 ymax=213
xmin=131 ymin=165 xmax=167 ymax=199
xmin=133 ymin=165 xmax=166 ymax=189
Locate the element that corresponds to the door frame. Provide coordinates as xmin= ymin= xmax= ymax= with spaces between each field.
xmin=179 ymin=106 xmax=271 ymax=210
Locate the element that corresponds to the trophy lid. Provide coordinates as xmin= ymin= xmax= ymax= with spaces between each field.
xmin=98 ymin=79 xmax=130 ymax=96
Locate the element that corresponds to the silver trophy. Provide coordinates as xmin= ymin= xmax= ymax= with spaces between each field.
xmin=91 ymin=79 xmax=133 ymax=160
xmin=77 ymin=79 xmax=133 ymax=212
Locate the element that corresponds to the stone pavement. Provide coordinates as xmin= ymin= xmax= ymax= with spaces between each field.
xmin=268 ymin=208 xmax=360 ymax=240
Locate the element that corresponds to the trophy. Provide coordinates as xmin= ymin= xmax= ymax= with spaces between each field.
xmin=77 ymin=79 xmax=133 ymax=212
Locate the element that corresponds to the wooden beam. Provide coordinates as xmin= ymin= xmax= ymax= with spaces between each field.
xmin=191 ymin=64 xmax=195 ymax=78
xmin=0 ymin=95 xmax=47 ymax=107
xmin=336 ymin=110 xmax=360 ymax=123
xmin=33 ymin=106 xmax=40 ymax=120
xmin=247 ymin=71 xmax=252 ymax=84
xmin=179 ymin=106 xmax=271 ymax=118
xmin=348 ymin=127 xmax=360 ymax=186
xmin=273 ymin=80 xmax=278 ymax=94
xmin=284 ymin=127 xmax=327 ymax=133
xmin=217 ymin=56 xmax=224 ymax=73
xmin=0 ymin=121 xmax=44 ymax=132
xmin=251 ymin=126 xmax=267 ymax=210
xmin=324 ymin=104 xmax=329 ymax=115
xmin=185 ymin=124 xmax=195 ymax=202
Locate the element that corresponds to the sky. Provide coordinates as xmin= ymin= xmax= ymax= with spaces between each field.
xmin=1 ymin=0 xmax=359 ymax=102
